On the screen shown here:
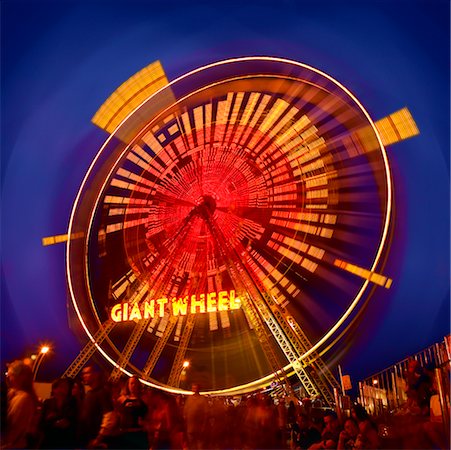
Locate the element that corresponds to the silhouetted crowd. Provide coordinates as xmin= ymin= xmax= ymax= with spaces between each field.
xmin=1 ymin=359 xmax=449 ymax=449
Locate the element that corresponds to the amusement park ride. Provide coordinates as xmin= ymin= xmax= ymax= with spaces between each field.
xmin=43 ymin=57 xmax=419 ymax=404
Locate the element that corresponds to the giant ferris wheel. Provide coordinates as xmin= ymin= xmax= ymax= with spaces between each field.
xmin=53 ymin=57 xmax=418 ymax=402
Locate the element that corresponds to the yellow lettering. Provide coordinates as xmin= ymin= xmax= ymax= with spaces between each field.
xmin=156 ymin=298 xmax=168 ymax=317
xmin=111 ymin=303 xmax=123 ymax=322
xmin=207 ymin=292 xmax=217 ymax=312
xmin=111 ymin=290 xmax=240 ymax=321
xmin=129 ymin=303 xmax=142 ymax=321
xmin=229 ymin=290 xmax=240 ymax=310
xmin=218 ymin=290 xmax=228 ymax=311
xmin=172 ymin=296 xmax=188 ymax=316
xmin=190 ymin=294 xmax=206 ymax=313
xmin=143 ymin=300 xmax=155 ymax=319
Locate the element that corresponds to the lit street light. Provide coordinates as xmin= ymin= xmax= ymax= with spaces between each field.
xmin=41 ymin=346 xmax=50 ymax=354
xmin=33 ymin=345 xmax=51 ymax=381
xmin=180 ymin=360 xmax=190 ymax=388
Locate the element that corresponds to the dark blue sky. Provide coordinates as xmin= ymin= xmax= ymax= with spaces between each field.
xmin=1 ymin=0 xmax=449 ymax=384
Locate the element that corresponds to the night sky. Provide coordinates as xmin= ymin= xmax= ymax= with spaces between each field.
xmin=1 ymin=0 xmax=449 ymax=386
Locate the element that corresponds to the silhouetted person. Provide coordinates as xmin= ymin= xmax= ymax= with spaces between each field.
xmin=309 ymin=411 xmax=340 ymax=449
xmin=2 ymin=360 xmax=38 ymax=449
xmin=115 ymin=375 xmax=148 ymax=449
xmin=404 ymin=358 xmax=423 ymax=413
xmin=183 ymin=383 xmax=208 ymax=449
xmin=147 ymin=390 xmax=172 ymax=450
xmin=78 ymin=364 xmax=114 ymax=448
xmin=337 ymin=418 xmax=359 ymax=450
xmin=293 ymin=413 xmax=321 ymax=450
xmin=350 ymin=404 xmax=380 ymax=449
xmin=40 ymin=377 xmax=77 ymax=448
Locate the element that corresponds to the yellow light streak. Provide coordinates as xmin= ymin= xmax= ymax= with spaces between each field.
xmin=116 ymin=167 xmax=154 ymax=187
xmin=112 ymin=271 xmax=137 ymax=299
xmin=301 ymin=258 xmax=318 ymax=272
xmin=174 ymin=315 xmax=184 ymax=341
xmin=104 ymin=195 xmax=131 ymax=204
xmin=125 ymin=152 xmax=152 ymax=173
xmin=204 ymin=103 xmax=213 ymax=143
xmin=375 ymin=107 xmax=419 ymax=146
xmin=304 ymin=172 xmax=336 ymax=188
xmin=106 ymin=217 xmax=149 ymax=234
xmin=181 ymin=112 xmax=192 ymax=135
xmin=108 ymin=207 xmax=150 ymax=216
xmin=167 ymin=123 xmax=178 ymax=136
xmin=219 ymin=310 xmax=230 ymax=329
xmin=280 ymin=247 xmax=303 ymax=264
xmin=239 ymin=94 xmax=271 ymax=144
xmin=307 ymin=246 xmax=325 ymax=260
xmin=259 ymin=98 xmax=289 ymax=134
xmin=282 ymin=236 xmax=308 ymax=253
xmin=156 ymin=313 xmax=170 ymax=337
xmin=209 ymin=311 xmax=219 ymax=331
xmin=110 ymin=178 xmax=151 ymax=194
xmin=239 ymin=92 xmax=260 ymax=127
xmin=266 ymin=105 xmax=299 ymax=140
xmin=306 ymin=189 xmax=328 ymax=199
xmin=141 ymin=131 xmax=164 ymax=155
xmin=274 ymin=115 xmax=310 ymax=148
xmin=42 ymin=232 xmax=84 ymax=246
xmin=228 ymin=92 xmax=245 ymax=127
xmin=213 ymin=93 xmax=234 ymax=143
xmin=92 ymin=61 xmax=170 ymax=134
xmin=193 ymin=105 xmax=204 ymax=145
xmin=334 ymin=259 xmax=392 ymax=288
xmin=283 ymin=134 xmax=307 ymax=157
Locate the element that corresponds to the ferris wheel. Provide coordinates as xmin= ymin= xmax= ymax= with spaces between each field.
xmin=53 ymin=57 xmax=418 ymax=401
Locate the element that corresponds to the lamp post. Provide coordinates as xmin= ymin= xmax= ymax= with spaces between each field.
xmin=33 ymin=345 xmax=50 ymax=381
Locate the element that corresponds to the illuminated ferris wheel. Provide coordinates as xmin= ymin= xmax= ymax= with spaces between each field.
xmin=52 ymin=57 xmax=418 ymax=401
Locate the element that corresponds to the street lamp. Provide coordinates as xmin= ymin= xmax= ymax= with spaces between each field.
xmin=33 ymin=345 xmax=51 ymax=381
xmin=41 ymin=346 xmax=50 ymax=354
xmin=180 ymin=360 xmax=190 ymax=388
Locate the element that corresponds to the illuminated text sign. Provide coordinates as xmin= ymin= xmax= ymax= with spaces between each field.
xmin=111 ymin=290 xmax=240 ymax=322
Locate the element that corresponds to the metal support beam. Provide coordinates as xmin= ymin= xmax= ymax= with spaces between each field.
xmin=167 ymin=314 xmax=196 ymax=387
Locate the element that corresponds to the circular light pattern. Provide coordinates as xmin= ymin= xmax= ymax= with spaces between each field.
xmin=67 ymin=57 xmax=391 ymax=394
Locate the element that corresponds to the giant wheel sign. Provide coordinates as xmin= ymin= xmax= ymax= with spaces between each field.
xmin=65 ymin=57 xmax=411 ymax=396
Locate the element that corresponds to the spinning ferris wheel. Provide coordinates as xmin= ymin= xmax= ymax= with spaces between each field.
xmin=44 ymin=57 xmax=418 ymax=401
